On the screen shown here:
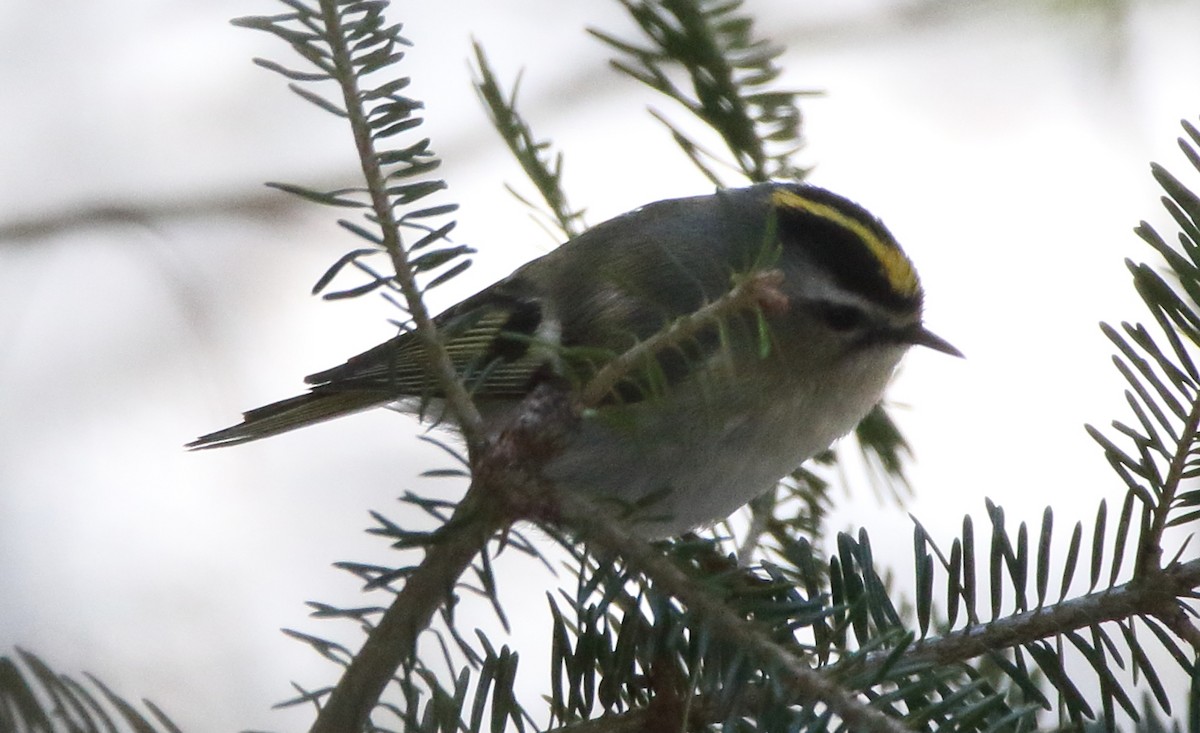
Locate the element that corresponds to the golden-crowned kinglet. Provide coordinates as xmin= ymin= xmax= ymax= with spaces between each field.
xmin=190 ymin=182 xmax=960 ymax=536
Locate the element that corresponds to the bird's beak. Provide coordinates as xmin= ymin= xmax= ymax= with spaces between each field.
xmin=910 ymin=326 xmax=964 ymax=358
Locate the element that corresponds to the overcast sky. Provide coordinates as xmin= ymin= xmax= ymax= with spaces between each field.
xmin=2 ymin=1 xmax=1198 ymax=730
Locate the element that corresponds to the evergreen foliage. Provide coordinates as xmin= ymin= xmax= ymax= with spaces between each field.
xmin=4 ymin=2 xmax=1198 ymax=732
xmin=0 ymin=648 xmax=181 ymax=733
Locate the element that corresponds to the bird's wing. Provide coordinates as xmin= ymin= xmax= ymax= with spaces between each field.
xmin=304 ymin=286 xmax=555 ymax=401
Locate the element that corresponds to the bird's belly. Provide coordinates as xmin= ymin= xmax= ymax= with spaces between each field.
xmin=544 ymin=383 xmax=869 ymax=537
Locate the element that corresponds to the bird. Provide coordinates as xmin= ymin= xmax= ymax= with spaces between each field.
xmin=189 ymin=182 xmax=960 ymax=537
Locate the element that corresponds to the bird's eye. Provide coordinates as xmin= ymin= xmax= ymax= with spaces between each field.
xmin=816 ymin=303 xmax=867 ymax=332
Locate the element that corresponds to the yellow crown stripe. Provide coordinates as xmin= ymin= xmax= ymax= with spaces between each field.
xmin=771 ymin=188 xmax=919 ymax=297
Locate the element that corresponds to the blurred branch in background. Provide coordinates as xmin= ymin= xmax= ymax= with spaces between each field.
xmin=0 ymin=0 xmax=1147 ymax=250
xmin=2 ymin=1 xmax=1198 ymax=732
xmin=0 ymin=189 xmax=299 ymax=243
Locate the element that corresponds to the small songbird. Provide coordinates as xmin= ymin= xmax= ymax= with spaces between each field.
xmin=189 ymin=183 xmax=960 ymax=537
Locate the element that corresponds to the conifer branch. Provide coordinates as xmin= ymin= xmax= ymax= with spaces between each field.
xmin=309 ymin=488 xmax=504 ymax=732
xmin=553 ymin=489 xmax=912 ymax=733
xmin=858 ymin=558 xmax=1200 ymax=677
xmin=472 ymin=42 xmax=586 ymax=241
xmin=311 ymin=381 xmax=578 ymax=731
xmin=538 ymin=559 xmax=1200 ymax=733
xmin=307 ymin=0 xmax=484 ymax=444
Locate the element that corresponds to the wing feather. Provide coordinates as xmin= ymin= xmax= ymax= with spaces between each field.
xmin=303 ymin=290 xmax=549 ymax=400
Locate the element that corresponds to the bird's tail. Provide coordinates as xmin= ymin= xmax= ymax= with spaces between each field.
xmin=186 ymin=390 xmax=388 ymax=449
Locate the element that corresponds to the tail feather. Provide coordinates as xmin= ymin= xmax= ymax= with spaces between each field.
xmin=186 ymin=390 xmax=389 ymax=449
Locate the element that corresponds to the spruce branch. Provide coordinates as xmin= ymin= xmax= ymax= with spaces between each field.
xmin=307 ymin=0 xmax=484 ymax=445
xmin=309 ymin=486 xmax=504 ymax=732
xmin=856 ymin=559 xmax=1200 ymax=678
xmin=0 ymin=648 xmax=181 ymax=733
xmin=590 ymin=0 xmax=812 ymax=185
xmin=472 ymin=41 xmax=586 ymax=241
xmin=233 ymin=0 xmax=484 ymax=445
xmin=533 ymin=551 xmax=1200 ymax=733
xmin=551 ymin=491 xmax=912 ymax=733
xmin=312 ymin=380 xmax=576 ymax=731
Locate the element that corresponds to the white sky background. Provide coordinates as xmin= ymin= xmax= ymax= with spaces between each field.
xmin=1 ymin=1 xmax=1199 ymax=730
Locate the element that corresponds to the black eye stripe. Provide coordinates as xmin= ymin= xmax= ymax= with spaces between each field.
xmin=813 ymin=302 xmax=868 ymax=331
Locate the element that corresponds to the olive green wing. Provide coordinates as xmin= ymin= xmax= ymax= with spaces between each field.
xmin=304 ymin=290 xmax=552 ymax=400
xmin=187 ymin=289 xmax=554 ymax=449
